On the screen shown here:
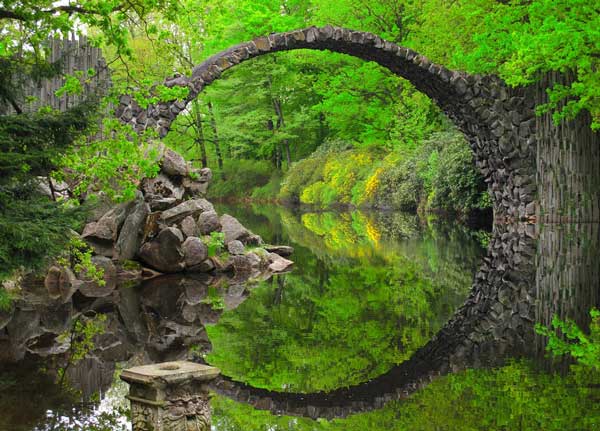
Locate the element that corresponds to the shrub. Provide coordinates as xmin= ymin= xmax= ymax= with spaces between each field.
xmin=209 ymin=159 xmax=273 ymax=200
xmin=251 ymin=172 xmax=283 ymax=201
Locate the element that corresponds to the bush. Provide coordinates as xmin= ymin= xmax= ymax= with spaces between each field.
xmin=251 ymin=172 xmax=283 ymax=201
xmin=208 ymin=159 xmax=273 ymax=200
xmin=279 ymin=156 xmax=326 ymax=203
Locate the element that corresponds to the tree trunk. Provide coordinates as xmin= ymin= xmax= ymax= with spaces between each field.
xmin=193 ymin=100 xmax=208 ymax=168
xmin=207 ymin=101 xmax=223 ymax=172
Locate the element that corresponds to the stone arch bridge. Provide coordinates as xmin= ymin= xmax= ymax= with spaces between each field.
xmin=116 ymin=26 xmax=600 ymax=224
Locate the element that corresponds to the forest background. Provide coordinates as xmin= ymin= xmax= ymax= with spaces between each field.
xmin=0 ymin=0 xmax=598 ymax=281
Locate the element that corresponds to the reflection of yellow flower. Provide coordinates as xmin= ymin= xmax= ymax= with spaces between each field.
xmin=366 ymin=218 xmax=381 ymax=244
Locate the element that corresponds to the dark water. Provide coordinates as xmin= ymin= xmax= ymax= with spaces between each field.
xmin=1 ymin=205 xmax=599 ymax=430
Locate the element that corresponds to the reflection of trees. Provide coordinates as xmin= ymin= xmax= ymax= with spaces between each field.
xmin=207 ymin=207 xmax=485 ymax=393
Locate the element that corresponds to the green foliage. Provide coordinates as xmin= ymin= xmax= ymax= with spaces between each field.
xmin=535 ymin=308 xmax=600 ymax=371
xmin=0 ymin=288 xmax=14 ymax=311
xmin=207 ymin=231 xmax=225 ymax=257
xmin=0 ymin=187 xmax=87 ymax=281
xmin=57 ymin=236 xmax=105 ymax=286
xmin=251 ymin=172 xmax=284 ymax=201
xmin=209 ymin=160 xmax=274 ymax=200
xmin=57 ymin=313 xmax=107 ymax=384
xmin=279 ymin=131 xmax=489 ymax=216
xmin=201 ymin=286 xmax=226 ymax=310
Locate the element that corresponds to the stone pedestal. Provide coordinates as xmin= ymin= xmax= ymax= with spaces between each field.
xmin=120 ymin=361 xmax=220 ymax=431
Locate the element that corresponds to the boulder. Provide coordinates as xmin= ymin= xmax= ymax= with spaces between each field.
xmin=161 ymin=198 xmax=214 ymax=225
xmin=138 ymin=227 xmax=185 ymax=273
xmin=246 ymin=252 xmax=262 ymax=269
xmin=264 ymin=245 xmax=294 ymax=257
xmin=160 ymin=148 xmax=188 ymax=177
xmin=115 ymin=191 xmax=149 ymax=260
xmin=148 ymin=197 xmax=178 ymax=211
xmin=188 ymin=259 xmax=215 ymax=273
xmin=183 ymin=237 xmax=208 ymax=268
xmin=86 ymin=192 xmax=114 ymax=222
xmin=45 ymin=266 xmax=81 ymax=302
xmin=78 ymin=256 xmax=118 ymax=297
xmin=141 ymin=174 xmax=184 ymax=200
xmin=227 ymin=240 xmax=245 ymax=255
xmin=180 ymin=215 xmax=199 ymax=238
xmin=82 ymin=202 xmax=132 ymax=242
xmin=268 ymin=253 xmax=294 ymax=273
xmin=182 ymin=177 xmax=209 ymax=197
xmin=220 ymin=214 xmax=262 ymax=245
xmin=197 ymin=210 xmax=221 ymax=234
xmin=230 ymin=255 xmax=253 ymax=274
xmin=84 ymin=239 xmax=114 ymax=258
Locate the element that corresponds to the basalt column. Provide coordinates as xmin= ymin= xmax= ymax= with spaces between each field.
xmin=536 ymin=71 xmax=600 ymax=223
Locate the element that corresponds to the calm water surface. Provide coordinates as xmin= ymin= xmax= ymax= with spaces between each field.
xmin=1 ymin=205 xmax=598 ymax=430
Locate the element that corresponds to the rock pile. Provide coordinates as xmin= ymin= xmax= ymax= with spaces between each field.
xmin=52 ymin=147 xmax=293 ymax=290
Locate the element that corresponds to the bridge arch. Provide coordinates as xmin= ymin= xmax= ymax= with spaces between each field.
xmin=116 ymin=26 xmax=538 ymax=221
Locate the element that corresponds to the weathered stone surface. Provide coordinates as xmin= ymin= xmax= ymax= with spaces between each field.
xmin=268 ymin=253 xmax=294 ymax=273
xmin=197 ymin=210 xmax=221 ymax=235
xmin=78 ymin=256 xmax=118 ymax=297
xmin=181 ymin=215 xmax=199 ymax=238
xmin=142 ymin=174 xmax=184 ymax=200
xmin=183 ymin=237 xmax=208 ymax=268
xmin=230 ymin=255 xmax=253 ymax=274
xmin=161 ymin=148 xmax=188 ymax=176
xmin=188 ymin=259 xmax=216 ymax=273
xmin=82 ymin=202 xmax=131 ymax=242
xmin=227 ymin=240 xmax=245 ymax=255
xmin=138 ymin=227 xmax=185 ymax=273
xmin=115 ymin=192 xmax=150 ymax=260
xmin=161 ymin=199 xmax=214 ymax=225
xmin=220 ymin=214 xmax=262 ymax=245
xmin=183 ymin=177 xmax=209 ymax=197
xmin=264 ymin=245 xmax=294 ymax=257
xmin=148 ymin=197 xmax=178 ymax=211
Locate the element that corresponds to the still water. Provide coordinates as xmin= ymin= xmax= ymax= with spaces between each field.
xmin=0 ymin=205 xmax=598 ymax=430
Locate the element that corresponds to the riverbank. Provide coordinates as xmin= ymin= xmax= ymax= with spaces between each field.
xmin=208 ymin=131 xmax=493 ymax=221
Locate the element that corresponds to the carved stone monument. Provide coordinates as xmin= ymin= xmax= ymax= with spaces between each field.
xmin=120 ymin=361 xmax=220 ymax=431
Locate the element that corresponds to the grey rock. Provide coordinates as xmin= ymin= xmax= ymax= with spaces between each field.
xmin=82 ymin=202 xmax=132 ymax=242
xmin=230 ymin=255 xmax=252 ymax=274
xmin=268 ymin=253 xmax=294 ymax=272
xmin=160 ymin=148 xmax=188 ymax=176
xmin=197 ymin=210 xmax=221 ymax=234
xmin=182 ymin=177 xmax=209 ymax=197
xmin=180 ymin=215 xmax=199 ymax=238
xmin=246 ymin=252 xmax=262 ymax=269
xmin=138 ymin=227 xmax=185 ymax=273
xmin=78 ymin=256 xmax=118 ymax=297
xmin=227 ymin=240 xmax=245 ymax=255
xmin=115 ymin=191 xmax=149 ymax=260
xmin=183 ymin=237 xmax=208 ymax=268
xmin=148 ymin=197 xmax=178 ymax=211
xmin=142 ymin=174 xmax=184 ymax=200
xmin=220 ymin=214 xmax=262 ymax=245
xmin=161 ymin=198 xmax=214 ymax=225
xmin=264 ymin=245 xmax=294 ymax=257
xmin=188 ymin=259 xmax=215 ymax=273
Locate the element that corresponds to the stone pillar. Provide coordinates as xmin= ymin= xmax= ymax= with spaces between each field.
xmin=120 ymin=361 xmax=220 ymax=431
